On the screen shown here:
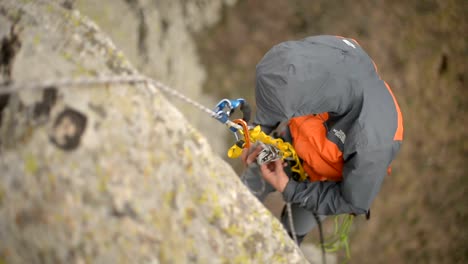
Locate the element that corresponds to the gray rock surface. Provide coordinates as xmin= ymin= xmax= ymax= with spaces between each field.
xmin=0 ymin=1 xmax=307 ymax=263
xmin=75 ymin=0 xmax=236 ymax=156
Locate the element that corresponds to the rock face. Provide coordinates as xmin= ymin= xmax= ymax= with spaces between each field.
xmin=0 ymin=1 xmax=306 ymax=263
xmin=75 ymin=0 xmax=237 ymax=156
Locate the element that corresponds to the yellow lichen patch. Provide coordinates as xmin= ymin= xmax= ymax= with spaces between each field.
xmin=232 ymin=254 xmax=250 ymax=264
xmin=163 ymin=191 xmax=175 ymax=206
xmin=46 ymin=2 xmax=55 ymax=14
xmin=250 ymin=210 xmax=263 ymax=220
xmin=33 ymin=34 xmax=41 ymax=45
xmin=53 ymin=213 xmax=65 ymax=224
xmin=185 ymin=238 xmax=195 ymax=251
xmin=143 ymin=165 xmax=152 ymax=179
xmin=62 ymin=51 xmax=73 ymax=62
xmin=148 ymin=209 xmax=161 ymax=228
xmin=68 ymin=12 xmax=84 ymax=27
xmin=185 ymin=161 xmax=193 ymax=176
xmin=152 ymin=152 xmax=167 ymax=163
xmin=184 ymin=146 xmax=193 ymax=175
xmin=209 ymin=171 xmax=218 ymax=179
xmin=271 ymin=218 xmax=283 ymax=233
xmin=158 ymin=247 xmax=167 ymax=264
xmin=24 ymin=154 xmax=38 ymax=174
xmin=96 ymin=166 xmax=109 ymax=193
xmin=209 ymin=205 xmax=223 ymax=224
xmin=197 ymin=191 xmax=209 ymax=204
xmin=71 ymin=161 xmax=79 ymax=170
xmin=222 ymin=224 xmax=243 ymax=237
xmin=253 ymin=251 xmax=264 ymax=260
xmin=197 ymin=189 xmax=219 ymax=205
xmin=114 ymin=51 xmax=126 ymax=65
xmin=210 ymin=191 xmax=219 ymax=204
xmin=189 ymin=129 xmax=205 ymax=147
xmin=72 ymin=64 xmax=95 ymax=77
xmin=272 ymin=254 xmax=287 ymax=263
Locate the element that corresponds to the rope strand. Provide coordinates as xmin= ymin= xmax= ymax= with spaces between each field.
xmin=313 ymin=212 xmax=327 ymax=264
xmin=0 ymin=75 xmax=242 ymax=131
xmin=287 ymin=202 xmax=299 ymax=245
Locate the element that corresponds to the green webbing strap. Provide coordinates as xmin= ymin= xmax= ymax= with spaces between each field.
xmin=322 ymin=214 xmax=355 ymax=263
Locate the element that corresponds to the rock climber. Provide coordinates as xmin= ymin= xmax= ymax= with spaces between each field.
xmin=241 ymin=35 xmax=404 ymax=244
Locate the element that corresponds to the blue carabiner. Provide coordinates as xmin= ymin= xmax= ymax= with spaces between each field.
xmin=213 ymin=98 xmax=251 ymax=132
xmin=213 ymin=99 xmax=232 ymax=125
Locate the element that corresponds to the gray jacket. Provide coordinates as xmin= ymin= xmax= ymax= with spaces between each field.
xmin=253 ymin=35 xmax=403 ymax=215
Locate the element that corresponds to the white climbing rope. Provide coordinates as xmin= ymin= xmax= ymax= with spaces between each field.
xmin=286 ymin=202 xmax=299 ymax=245
xmin=0 ymin=74 xmax=242 ymax=131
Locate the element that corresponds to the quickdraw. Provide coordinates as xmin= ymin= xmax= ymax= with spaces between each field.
xmin=213 ymin=98 xmax=307 ymax=182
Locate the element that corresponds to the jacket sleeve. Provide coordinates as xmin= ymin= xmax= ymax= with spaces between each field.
xmin=282 ymin=147 xmax=393 ymax=215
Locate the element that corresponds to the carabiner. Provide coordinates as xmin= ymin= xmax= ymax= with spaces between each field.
xmin=233 ymin=119 xmax=250 ymax=149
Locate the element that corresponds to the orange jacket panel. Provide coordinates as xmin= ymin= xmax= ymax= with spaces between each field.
xmin=289 ymin=113 xmax=344 ymax=182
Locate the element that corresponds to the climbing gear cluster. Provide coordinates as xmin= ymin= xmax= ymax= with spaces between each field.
xmin=212 ymin=98 xmax=305 ymax=246
xmin=212 ymin=98 xmax=307 ymax=182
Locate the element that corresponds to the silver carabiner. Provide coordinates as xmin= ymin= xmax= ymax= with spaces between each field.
xmin=256 ymin=143 xmax=281 ymax=165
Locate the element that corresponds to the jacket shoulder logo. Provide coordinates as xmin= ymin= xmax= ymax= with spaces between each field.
xmin=332 ymin=128 xmax=346 ymax=144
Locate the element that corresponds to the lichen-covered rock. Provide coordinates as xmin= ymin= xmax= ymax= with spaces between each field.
xmin=75 ymin=0 xmax=237 ymax=156
xmin=0 ymin=1 xmax=307 ymax=263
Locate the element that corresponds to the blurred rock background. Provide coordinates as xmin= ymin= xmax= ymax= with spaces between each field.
xmin=195 ymin=0 xmax=467 ymax=263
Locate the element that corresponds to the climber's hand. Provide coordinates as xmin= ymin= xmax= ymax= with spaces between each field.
xmin=241 ymin=144 xmax=263 ymax=167
xmin=260 ymin=159 xmax=289 ymax=192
